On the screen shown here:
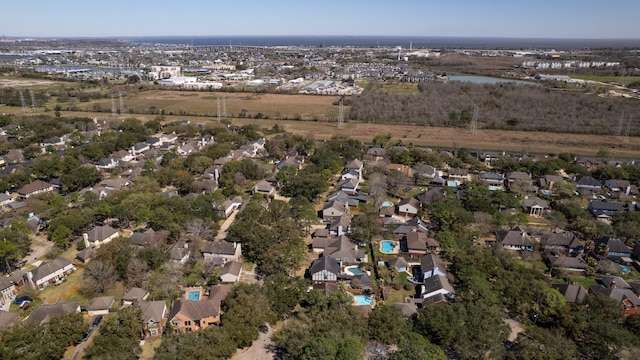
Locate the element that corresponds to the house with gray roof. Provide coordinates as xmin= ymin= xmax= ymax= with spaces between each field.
xmin=521 ymin=196 xmax=548 ymax=217
xmin=122 ymin=287 xmax=150 ymax=306
xmin=83 ymin=225 xmax=119 ymax=249
xmin=138 ymin=300 xmax=167 ymax=338
xmin=552 ymin=283 xmax=588 ymax=303
xmin=310 ymin=256 xmax=340 ymax=284
xmin=26 ymin=258 xmax=76 ymax=290
xmin=420 ymin=275 xmax=455 ymax=301
xmin=168 ymin=242 xmax=191 ymax=265
xmin=25 ymin=301 xmax=81 ymax=325
xmin=498 ymin=226 xmax=533 ymax=251
xmin=420 ymin=253 xmax=447 ymax=279
xmin=202 ymin=240 xmax=241 ymax=264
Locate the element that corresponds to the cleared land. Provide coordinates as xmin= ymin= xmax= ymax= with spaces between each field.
xmin=571 ymin=75 xmax=640 ymax=85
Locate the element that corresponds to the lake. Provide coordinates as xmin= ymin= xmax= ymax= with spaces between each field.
xmin=448 ymin=75 xmax=537 ymax=86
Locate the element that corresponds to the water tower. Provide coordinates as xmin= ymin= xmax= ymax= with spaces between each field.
xmin=396 ymin=46 xmax=402 ymax=60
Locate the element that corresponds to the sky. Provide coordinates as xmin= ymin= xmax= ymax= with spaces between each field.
xmin=2 ymin=0 xmax=639 ymax=39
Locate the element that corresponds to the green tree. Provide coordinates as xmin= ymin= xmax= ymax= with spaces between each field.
xmin=390 ymin=332 xmax=446 ymax=360
xmin=50 ymin=225 xmax=73 ymax=249
xmin=368 ymin=304 xmax=408 ymax=345
xmin=83 ymin=307 xmax=144 ymax=359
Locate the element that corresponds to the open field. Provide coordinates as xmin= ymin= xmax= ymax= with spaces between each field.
xmin=571 ymin=75 xmax=640 ymax=85
xmin=0 ymin=78 xmax=66 ymax=88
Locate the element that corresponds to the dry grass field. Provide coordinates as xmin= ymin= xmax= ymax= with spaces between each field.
xmin=1 ymin=87 xmax=638 ymax=157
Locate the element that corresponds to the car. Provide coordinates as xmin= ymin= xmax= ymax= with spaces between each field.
xmin=259 ymin=325 xmax=269 ymax=334
xmin=82 ymin=327 xmax=93 ymax=342
xmin=91 ymin=315 xmax=103 ymax=327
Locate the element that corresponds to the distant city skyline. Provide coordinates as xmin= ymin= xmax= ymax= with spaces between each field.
xmin=2 ymin=0 xmax=639 ymax=39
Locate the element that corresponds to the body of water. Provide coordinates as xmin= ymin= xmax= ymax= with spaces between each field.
xmin=354 ymin=295 xmax=374 ymax=306
xmin=126 ymin=36 xmax=640 ymax=50
xmin=449 ymin=75 xmax=537 ymax=86
xmin=381 ymin=240 xmax=398 ymax=253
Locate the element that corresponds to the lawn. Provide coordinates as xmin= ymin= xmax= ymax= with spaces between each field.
xmin=514 ymin=259 xmax=548 ymax=272
xmin=571 ymin=75 xmax=640 ymax=85
xmin=38 ymin=268 xmax=85 ymax=304
xmin=140 ymin=338 xmax=162 ymax=359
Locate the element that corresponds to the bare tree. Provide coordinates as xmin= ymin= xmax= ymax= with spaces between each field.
xmin=369 ymin=173 xmax=388 ymax=208
xmin=126 ymin=258 xmax=149 ymax=288
xmin=184 ymin=218 xmax=212 ymax=259
xmin=82 ymin=260 xmax=117 ymax=295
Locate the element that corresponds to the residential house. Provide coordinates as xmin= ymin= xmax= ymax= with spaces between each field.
xmin=521 ymin=196 xmax=548 ymax=217
xmin=414 ymin=164 xmax=438 ymax=182
xmin=589 ymin=283 xmax=640 ymax=315
xmin=394 ymin=302 xmax=419 ymax=319
xmin=448 ymin=168 xmax=471 ymax=185
xmin=350 ymin=273 xmax=374 ymax=291
xmin=420 ymin=275 xmax=455 ymax=301
xmin=393 ymin=217 xmax=429 ymax=237
xmin=344 ymin=159 xmax=364 ymax=180
xmin=328 ymin=215 xmax=351 ymax=236
xmin=161 ymin=133 xmax=179 ymax=145
xmin=337 ymin=178 xmax=360 ymax=194
xmin=479 ymin=172 xmax=505 ymax=190
xmin=25 ymin=213 xmax=45 ymax=233
xmin=41 ymin=136 xmax=65 ymax=148
xmin=367 ymin=147 xmax=386 ymax=159
xmin=0 ymin=278 xmax=17 ymax=311
xmin=588 ymin=201 xmax=624 ymax=222
xmin=201 ymin=240 xmax=241 ymax=264
xmin=605 ymin=179 xmax=631 ymax=195
xmin=75 ymin=247 xmax=96 ymax=263
xmin=26 ymin=258 xmax=76 ymax=290
xmin=168 ymin=300 xmax=221 ymax=332
xmin=387 ymin=257 xmax=409 ymax=273
xmin=601 ymin=276 xmax=631 ymax=290
xmin=122 ymin=287 xmax=150 ymax=306
xmin=177 ymin=142 xmax=197 ymax=156
xmin=506 ymin=171 xmax=533 ymax=192
xmin=552 ymin=283 xmax=588 ymax=303
xmin=499 ymin=226 xmax=533 ymax=251
xmin=95 ymin=157 xmax=119 ymax=170
xmin=100 ymin=178 xmax=130 ymax=190
xmin=387 ymin=163 xmax=413 ymax=177
xmin=484 ymin=151 xmax=503 ymax=166
xmin=322 ymin=199 xmax=349 ymax=219
xmin=129 ymin=229 xmax=168 ymax=249
xmin=276 ymin=156 xmax=304 ymax=171
xmin=401 ymin=232 xmax=429 ymax=257
xmin=138 ymin=300 xmax=168 ymax=337
xmin=595 ymin=237 xmax=632 ymax=259
xmin=220 ymin=261 xmax=242 ymax=283
xmin=575 ymin=157 xmax=603 ymax=171
xmin=539 ymin=174 xmax=565 ymax=190
xmin=310 ymin=255 xmax=340 ymax=284
xmin=254 ymin=180 xmax=276 ymax=197
xmin=546 ymin=255 xmax=587 ymax=272
xmin=83 ymin=225 xmax=119 ymax=249
xmin=575 ymin=176 xmax=602 ymax=191
xmin=0 ymin=193 xmax=13 ymax=210
xmin=132 ymin=142 xmax=151 ymax=155
xmin=25 ymin=302 xmax=81 ymax=326
xmin=213 ymin=196 xmax=243 ymax=218
xmin=322 ymin=236 xmax=366 ymax=265
xmin=168 ymin=242 xmax=191 ymax=265
xmin=542 ymin=231 xmax=582 ymax=255
xmin=418 ymin=187 xmax=446 ymax=205
xmin=17 ymin=180 xmax=55 ymax=199
xmin=398 ymin=197 xmax=420 ymax=218
xmin=87 ymin=296 xmax=115 ymax=316
xmin=420 ymin=253 xmax=447 ymax=279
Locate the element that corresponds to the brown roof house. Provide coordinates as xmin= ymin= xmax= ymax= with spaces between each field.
xmin=398 ymin=197 xmax=421 ymax=218
xmin=122 ymin=287 xmax=150 ymax=307
xmin=168 ymin=300 xmax=221 ymax=333
xmin=138 ymin=300 xmax=167 ymax=338
xmin=129 ymin=229 xmax=168 ymax=249
xmin=17 ymin=180 xmax=55 ymax=199
xmin=87 ymin=296 xmax=115 ymax=316
xmin=498 ymin=226 xmax=533 ymax=252
xmin=83 ymin=225 xmax=119 ymax=249
xmin=220 ymin=261 xmax=242 ymax=283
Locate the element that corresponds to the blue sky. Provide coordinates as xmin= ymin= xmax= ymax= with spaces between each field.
xmin=2 ymin=0 xmax=639 ymax=38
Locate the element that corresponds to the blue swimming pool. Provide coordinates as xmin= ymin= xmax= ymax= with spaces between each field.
xmin=381 ymin=240 xmax=397 ymax=253
xmin=381 ymin=201 xmax=393 ymax=208
xmin=347 ymin=266 xmax=365 ymax=275
xmin=187 ymin=291 xmax=201 ymax=301
xmin=620 ymin=265 xmax=630 ymax=273
xmin=354 ymin=295 xmax=374 ymax=306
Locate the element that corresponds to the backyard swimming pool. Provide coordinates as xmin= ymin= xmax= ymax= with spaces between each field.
xmin=381 ymin=201 xmax=394 ymax=208
xmin=346 ymin=266 xmax=365 ymax=275
xmin=187 ymin=291 xmax=201 ymax=301
xmin=354 ymin=295 xmax=374 ymax=306
xmin=381 ymin=240 xmax=398 ymax=253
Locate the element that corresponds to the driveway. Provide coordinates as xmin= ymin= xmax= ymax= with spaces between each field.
xmin=232 ymin=324 xmax=275 ymax=360
xmin=216 ymin=210 xmax=239 ymax=240
xmin=239 ymin=263 xmax=258 ymax=284
xmin=23 ymin=234 xmax=54 ymax=266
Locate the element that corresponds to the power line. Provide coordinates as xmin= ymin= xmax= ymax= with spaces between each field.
xmin=471 ymin=106 xmax=478 ymax=135
xmin=338 ymin=97 xmax=344 ymax=129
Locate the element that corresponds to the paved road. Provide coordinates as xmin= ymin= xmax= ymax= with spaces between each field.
xmin=232 ymin=324 xmax=275 ymax=360
xmin=215 ymin=210 xmax=239 ymax=240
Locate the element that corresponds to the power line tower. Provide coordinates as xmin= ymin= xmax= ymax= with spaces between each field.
xmin=29 ymin=89 xmax=36 ymax=111
xmin=624 ymin=117 xmax=632 ymax=143
xmin=111 ymin=95 xmax=117 ymax=119
xmin=616 ymin=111 xmax=625 ymax=137
xmin=222 ymin=96 xmax=227 ymax=121
xmin=217 ymin=97 xmax=221 ymax=123
xmin=470 ymin=106 xmax=479 ymax=135
xmin=338 ymin=97 xmax=344 ymax=129
xmin=119 ymin=92 xmax=125 ymax=114
xmin=19 ymin=91 xmax=26 ymax=114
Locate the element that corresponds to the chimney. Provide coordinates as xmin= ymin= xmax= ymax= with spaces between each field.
xmin=610 ymin=281 xmax=616 ymax=289
xmin=83 ymin=233 xmax=89 ymax=249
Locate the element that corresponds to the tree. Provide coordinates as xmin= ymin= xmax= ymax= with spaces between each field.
xmin=389 ymin=332 xmax=446 ymax=360
xmin=368 ymin=304 xmax=408 ymax=345
xmin=50 ymin=225 xmax=73 ymax=249
xmin=127 ymin=74 xmax=140 ymax=84
xmin=82 ymin=260 xmax=117 ymax=295
xmin=222 ymin=283 xmax=277 ymax=347
xmin=126 ymin=258 xmax=149 ymax=287
xmin=83 ymin=306 xmax=144 ymax=359
xmin=264 ymin=274 xmax=308 ymax=319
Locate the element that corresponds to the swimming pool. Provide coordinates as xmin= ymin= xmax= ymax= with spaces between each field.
xmin=381 ymin=201 xmax=394 ymax=208
xmin=354 ymin=295 xmax=374 ymax=306
xmin=620 ymin=265 xmax=630 ymax=273
xmin=381 ymin=240 xmax=398 ymax=253
xmin=347 ymin=266 xmax=365 ymax=275
xmin=187 ymin=291 xmax=201 ymax=301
